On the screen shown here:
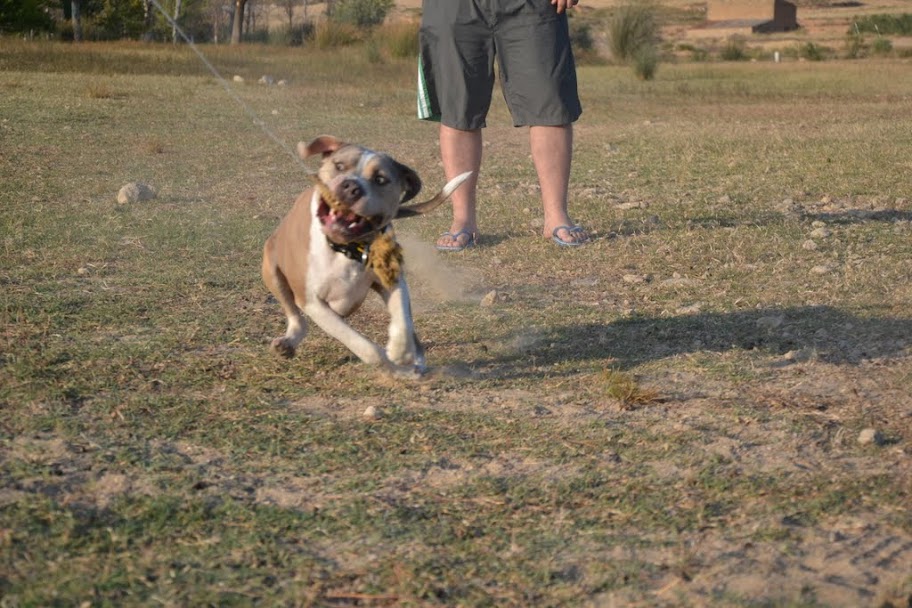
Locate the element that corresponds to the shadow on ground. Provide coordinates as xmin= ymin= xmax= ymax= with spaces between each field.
xmin=479 ymin=306 xmax=912 ymax=376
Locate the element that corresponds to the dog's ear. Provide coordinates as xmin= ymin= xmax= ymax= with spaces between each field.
xmin=394 ymin=161 xmax=422 ymax=204
xmin=298 ymin=135 xmax=343 ymax=159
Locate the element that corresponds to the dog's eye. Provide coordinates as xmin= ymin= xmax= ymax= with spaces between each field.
xmin=373 ymin=173 xmax=389 ymax=186
xmin=334 ymin=161 xmax=346 ymax=172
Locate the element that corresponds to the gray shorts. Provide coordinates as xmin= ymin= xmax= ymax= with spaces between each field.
xmin=418 ymin=0 xmax=582 ymax=129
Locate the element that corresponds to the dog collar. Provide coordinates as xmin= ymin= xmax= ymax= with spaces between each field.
xmin=326 ymin=226 xmax=403 ymax=290
xmin=328 ymin=239 xmax=370 ymax=264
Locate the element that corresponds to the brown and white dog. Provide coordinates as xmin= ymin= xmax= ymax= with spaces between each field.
xmin=261 ymin=135 xmax=470 ymax=376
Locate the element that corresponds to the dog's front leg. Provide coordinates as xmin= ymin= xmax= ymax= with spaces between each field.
xmin=303 ymin=298 xmax=417 ymax=376
xmin=382 ymin=276 xmax=425 ymax=371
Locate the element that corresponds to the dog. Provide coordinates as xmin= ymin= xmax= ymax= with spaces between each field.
xmin=261 ymin=135 xmax=470 ymax=375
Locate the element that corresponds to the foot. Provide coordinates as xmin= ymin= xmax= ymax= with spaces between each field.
xmin=270 ymin=337 xmax=296 ymax=358
xmin=436 ymin=228 xmax=476 ymax=252
xmin=549 ymin=224 xmax=590 ymax=247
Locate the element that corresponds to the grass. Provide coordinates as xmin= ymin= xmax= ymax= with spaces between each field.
xmin=2 ymin=40 xmax=912 ymax=606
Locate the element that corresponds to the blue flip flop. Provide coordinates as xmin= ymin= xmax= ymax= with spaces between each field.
xmin=552 ymin=225 xmax=590 ymax=247
xmin=436 ymin=229 xmax=476 ymax=252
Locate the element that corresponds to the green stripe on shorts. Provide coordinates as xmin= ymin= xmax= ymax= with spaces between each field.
xmin=416 ymin=54 xmax=438 ymax=121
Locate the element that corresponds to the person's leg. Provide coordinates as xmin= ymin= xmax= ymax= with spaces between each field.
xmin=437 ymin=124 xmax=482 ymax=249
xmin=530 ymin=123 xmax=587 ymax=243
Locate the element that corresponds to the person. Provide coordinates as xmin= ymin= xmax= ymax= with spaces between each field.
xmin=418 ymin=0 xmax=589 ymax=251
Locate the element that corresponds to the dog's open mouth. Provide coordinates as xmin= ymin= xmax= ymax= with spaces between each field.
xmin=314 ymin=180 xmax=379 ymax=242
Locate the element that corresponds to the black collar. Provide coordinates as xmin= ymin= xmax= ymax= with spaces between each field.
xmin=328 ymin=239 xmax=369 ymax=264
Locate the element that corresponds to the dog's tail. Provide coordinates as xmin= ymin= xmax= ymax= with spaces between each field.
xmin=395 ymin=171 xmax=473 ymax=219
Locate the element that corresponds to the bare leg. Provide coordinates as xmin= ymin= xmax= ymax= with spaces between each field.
xmin=530 ymin=124 xmax=588 ymax=243
xmin=437 ymin=125 xmax=482 ymax=249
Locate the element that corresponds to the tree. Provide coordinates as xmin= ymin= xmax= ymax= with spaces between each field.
xmin=0 ymin=0 xmax=55 ymax=33
xmin=331 ymin=0 xmax=392 ymax=28
xmin=229 ymin=0 xmax=247 ymax=43
xmin=71 ymin=0 xmax=83 ymax=40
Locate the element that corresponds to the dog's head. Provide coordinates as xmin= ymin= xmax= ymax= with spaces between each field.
xmin=298 ymin=135 xmax=422 ymax=244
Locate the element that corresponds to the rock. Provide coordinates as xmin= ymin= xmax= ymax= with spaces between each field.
xmin=258 ymin=75 xmax=275 ymax=85
xmin=811 ymin=220 xmax=826 ymax=228
xmin=616 ymin=201 xmax=647 ymax=210
xmin=810 ymin=264 xmax=835 ymax=275
xmin=810 ymin=227 xmax=832 ymax=239
xmin=362 ymin=405 xmax=380 ymax=420
xmin=480 ymin=290 xmax=498 ymax=307
xmin=622 ymin=274 xmax=649 ymax=284
xmin=802 ymin=240 xmax=818 ymax=251
xmin=232 ymin=75 xmax=244 ymax=83
xmin=857 ymin=428 xmax=884 ymax=446
xmin=117 ymin=182 xmax=155 ymax=204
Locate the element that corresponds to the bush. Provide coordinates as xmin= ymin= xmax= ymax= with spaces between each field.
xmin=330 ymin=0 xmax=394 ymax=28
xmin=852 ymin=13 xmax=912 ymax=36
xmin=372 ymin=22 xmax=418 ymax=58
xmin=844 ymin=32 xmax=866 ymax=59
xmin=313 ymin=20 xmax=360 ymax=49
xmin=0 ymin=0 xmax=55 ymax=34
xmin=608 ymin=3 xmax=657 ymax=62
xmin=720 ymin=40 xmax=748 ymax=61
xmin=799 ymin=42 xmax=826 ymax=61
xmin=634 ymin=45 xmax=658 ymax=80
xmin=268 ymin=23 xmax=314 ymax=46
xmin=871 ymin=36 xmax=893 ymax=55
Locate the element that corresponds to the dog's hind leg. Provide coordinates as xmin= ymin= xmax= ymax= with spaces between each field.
xmin=264 ymin=263 xmax=307 ymax=359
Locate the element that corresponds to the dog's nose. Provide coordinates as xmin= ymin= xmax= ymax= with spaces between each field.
xmin=339 ymin=178 xmax=364 ymax=204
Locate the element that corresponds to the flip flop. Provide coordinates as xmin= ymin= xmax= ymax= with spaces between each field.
xmin=552 ymin=225 xmax=590 ymax=247
xmin=436 ymin=229 xmax=476 ymax=252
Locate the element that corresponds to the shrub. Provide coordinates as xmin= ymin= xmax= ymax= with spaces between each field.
xmin=720 ymin=40 xmax=748 ymax=61
xmin=330 ymin=0 xmax=394 ymax=28
xmin=871 ymin=37 xmax=893 ymax=55
xmin=372 ymin=22 xmax=419 ymax=58
xmin=852 ymin=14 xmax=912 ymax=36
xmin=799 ymin=41 xmax=825 ymax=61
xmin=634 ymin=45 xmax=658 ymax=80
xmin=844 ymin=32 xmax=866 ymax=59
xmin=313 ymin=20 xmax=360 ymax=49
xmin=608 ymin=3 xmax=657 ymax=62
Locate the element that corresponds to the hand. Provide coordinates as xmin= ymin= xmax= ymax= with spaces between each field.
xmin=551 ymin=0 xmax=579 ymax=14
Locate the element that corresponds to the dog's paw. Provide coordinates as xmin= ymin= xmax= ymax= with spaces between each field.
xmin=270 ymin=337 xmax=296 ymax=359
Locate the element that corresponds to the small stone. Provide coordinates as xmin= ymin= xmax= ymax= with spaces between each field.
xmin=810 ymin=264 xmax=834 ymax=275
xmin=77 ymin=267 xmax=89 ymax=275
xmin=232 ymin=75 xmax=244 ymax=83
xmin=857 ymin=428 xmax=884 ymax=446
xmin=117 ymin=182 xmax=156 ymax=204
xmin=622 ymin=273 xmax=648 ymax=284
xmin=810 ymin=227 xmax=832 ymax=239
xmin=362 ymin=405 xmax=380 ymax=420
xmin=616 ymin=201 xmax=646 ymax=210
xmin=717 ymin=194 xmax=732 ymax=204
xmin=811 ymin=220 xmax=826 ymax=228
xmin=277 ymin=79 xmax=288 ymax=86
xmin=480 ymin=290 xmax=498 ymax=307
xmin=802 ymin=240 xmax=818 ymax=251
